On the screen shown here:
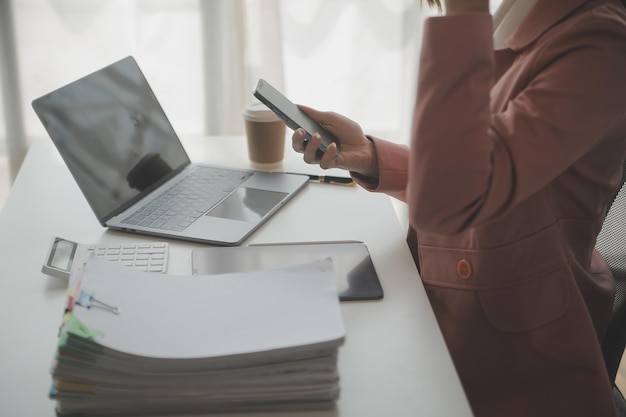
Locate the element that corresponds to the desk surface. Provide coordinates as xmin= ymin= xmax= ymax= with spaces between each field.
xmin=0 ymin=136 xmax=472 ymax=417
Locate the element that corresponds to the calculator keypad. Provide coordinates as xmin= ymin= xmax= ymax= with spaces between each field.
xmin=87 ymin=242 xmax=168 ymax=273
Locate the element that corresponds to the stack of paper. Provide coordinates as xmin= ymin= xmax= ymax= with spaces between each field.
xmin=50 ymin=257 xmax=345 ymax=416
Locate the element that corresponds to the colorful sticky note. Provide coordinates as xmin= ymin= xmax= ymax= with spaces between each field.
xmin=58 ymin=315 xmax=102 ymax=347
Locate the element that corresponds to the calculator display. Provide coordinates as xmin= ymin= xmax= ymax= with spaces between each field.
xmin=48 ymin=238 xmax=77 ymax=272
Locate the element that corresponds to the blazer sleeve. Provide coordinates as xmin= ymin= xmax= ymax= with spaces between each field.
xmin=351 ymin=136 xmax=410 ymax=202
xmin=408 ymin=12 xmax=626 ymax=235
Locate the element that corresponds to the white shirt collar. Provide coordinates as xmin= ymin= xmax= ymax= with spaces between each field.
xmin=493 ymin=0 xmax=539 ymax=49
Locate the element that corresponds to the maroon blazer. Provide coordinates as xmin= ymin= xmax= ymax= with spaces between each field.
xmin=356 ymin=1 xmax=626 ymax=415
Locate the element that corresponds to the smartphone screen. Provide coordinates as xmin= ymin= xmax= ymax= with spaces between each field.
xmin=253 ymin=79 xmax=337 ymax=153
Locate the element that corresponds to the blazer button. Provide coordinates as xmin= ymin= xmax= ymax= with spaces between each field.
xmin=456 ymin=258 xmax=473 ymax=280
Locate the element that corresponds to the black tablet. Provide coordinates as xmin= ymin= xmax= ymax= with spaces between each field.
xmin=191 ymin=241 xmax=383 ymax=301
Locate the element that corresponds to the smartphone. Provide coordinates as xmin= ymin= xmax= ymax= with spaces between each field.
xmin=253 ymin=79 xmax=337 ymax=154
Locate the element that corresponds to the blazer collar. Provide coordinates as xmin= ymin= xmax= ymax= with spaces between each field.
xmin=507 ymin=0 xmax=589 ymax=50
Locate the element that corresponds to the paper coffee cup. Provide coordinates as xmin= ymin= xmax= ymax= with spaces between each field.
xmin=242 ymin=102 xmax=286 ymax=168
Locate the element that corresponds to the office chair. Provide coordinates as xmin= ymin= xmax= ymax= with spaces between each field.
xmin=596 ymin=157 xmax=626 ymax=415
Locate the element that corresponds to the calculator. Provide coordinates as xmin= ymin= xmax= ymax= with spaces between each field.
xmin=42 ymin=236 xmax=169 ymax=279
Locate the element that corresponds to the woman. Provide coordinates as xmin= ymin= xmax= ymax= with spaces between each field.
xmin=292 ymin=0 xmax=626 ymax=415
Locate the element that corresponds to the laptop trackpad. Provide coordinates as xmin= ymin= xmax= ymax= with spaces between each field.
xmin=206 ymin=188 xmax=288 ymax=223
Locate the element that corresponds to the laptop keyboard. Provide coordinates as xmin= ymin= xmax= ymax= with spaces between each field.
xmin=122 ymin=166 xmax=252 ymax=232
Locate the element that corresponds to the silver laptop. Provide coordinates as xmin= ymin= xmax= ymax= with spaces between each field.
xmin=32 ymin=56 xmax=308 ymax=246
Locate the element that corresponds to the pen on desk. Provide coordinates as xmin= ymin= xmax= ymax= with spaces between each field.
xmin=287 ymin=173 xmax=355 ymax=186
xmin=250 ymin=240 xmax=363 ymax=247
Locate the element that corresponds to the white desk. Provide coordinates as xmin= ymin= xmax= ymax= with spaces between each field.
xmin=0 ymin=136 xmax=472 ymax=417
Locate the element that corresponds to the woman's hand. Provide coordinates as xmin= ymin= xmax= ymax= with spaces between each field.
xmin=291 ymin=106 xmax=379 ymax=180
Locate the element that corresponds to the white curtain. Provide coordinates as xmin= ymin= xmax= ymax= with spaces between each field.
xmin=0 ymin=0 xmax=28 ymax=181
xmin=0 ymin=0 xmax=440 ymax=186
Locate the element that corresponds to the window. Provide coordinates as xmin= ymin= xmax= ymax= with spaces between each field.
xmin=1 ymin=0 xmax=502 ymax=184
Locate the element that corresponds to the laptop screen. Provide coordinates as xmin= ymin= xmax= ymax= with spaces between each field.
xmin=32 ymin=57 xmax=191 ymax=223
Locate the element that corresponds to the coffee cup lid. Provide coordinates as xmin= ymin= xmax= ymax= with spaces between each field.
xmin=242 ymin=102 xmax=281 ymax=123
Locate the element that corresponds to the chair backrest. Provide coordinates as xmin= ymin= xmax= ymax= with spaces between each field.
xmin=598 ymin=158 xmax=626 ymax=384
